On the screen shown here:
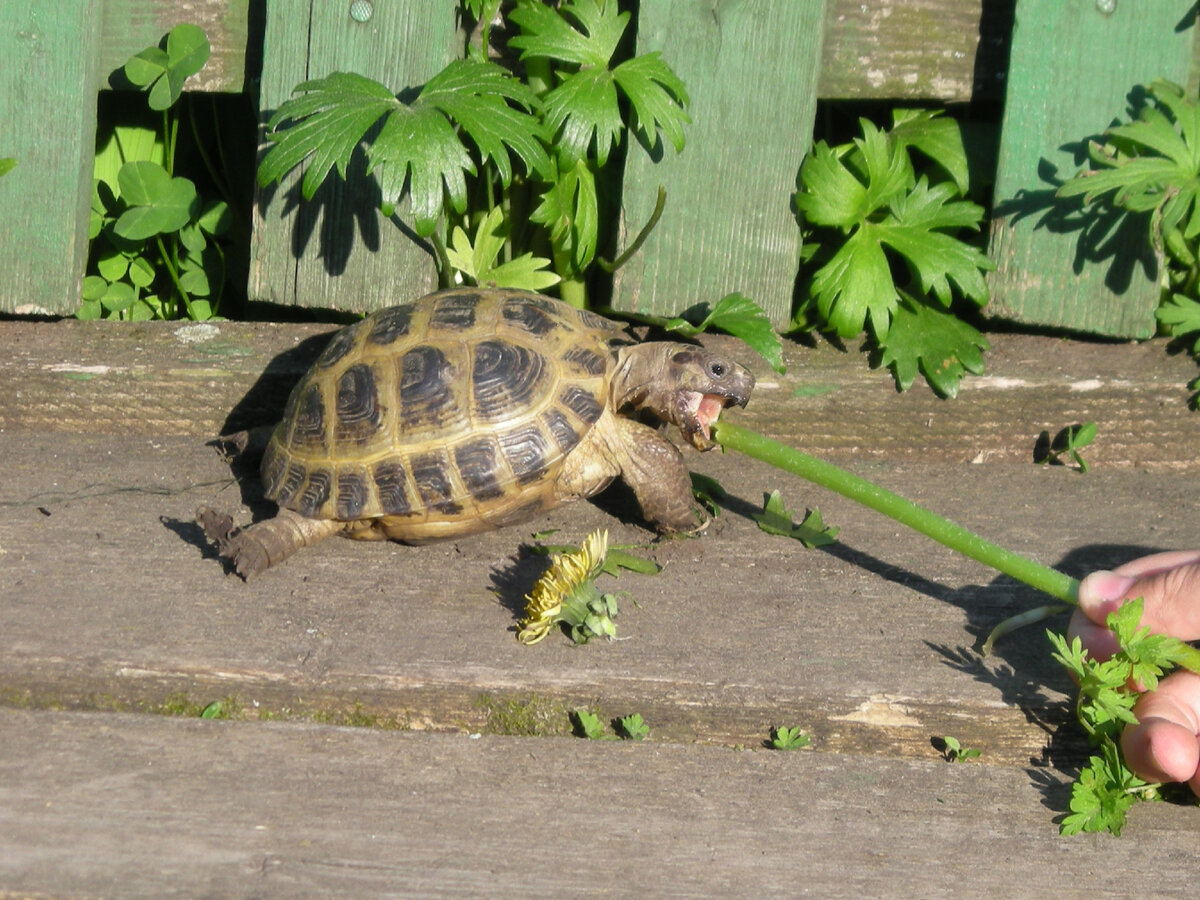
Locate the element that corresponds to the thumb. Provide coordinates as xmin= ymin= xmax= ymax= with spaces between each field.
xmin=1076 ymin=570 xmax=1138 ymax=627
xmin=1078 ymin=562 xmax=1200 ymax=642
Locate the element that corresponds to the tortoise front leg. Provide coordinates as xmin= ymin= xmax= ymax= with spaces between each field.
xmin=609 ymin=417 xmax=705 ymax=533
xmin=197 ymin=506 xmax=346 ymax=578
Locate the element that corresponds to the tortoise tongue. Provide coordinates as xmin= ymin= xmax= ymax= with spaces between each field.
xmin=695 ymin=395 xmax=726 ymax=438
xmin=680 ymin=392 xmax=729 ymax=449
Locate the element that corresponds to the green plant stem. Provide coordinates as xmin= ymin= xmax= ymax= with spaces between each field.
xmin=712 ymin=421 xmax=1080 ymax=605
xmin=155 ymin=235 xmax=196 ymax=319
xmin=430 ymin=230 xmax=454 ymax=289
xmin=552 ymin=245 xmax=587 ymax=308
xmin=163 ymin=109 xmax=178 ymax=177
xmin=597 ymin=185 xmax=666 ymax=273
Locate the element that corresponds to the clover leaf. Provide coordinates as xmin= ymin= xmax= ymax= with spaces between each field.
xmin=123 ymin=23 xmax=210 ymax=111
xmin=114 ymin=161 xmax=199 ymax=240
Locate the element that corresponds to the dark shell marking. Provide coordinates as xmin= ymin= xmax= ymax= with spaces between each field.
xmin=261 ymin=288 xmax=619 ymax=538
xmin=399 ymin=345 xmax=457 ymax=429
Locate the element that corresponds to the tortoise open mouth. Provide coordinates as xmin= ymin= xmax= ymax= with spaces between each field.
xmin=679 ymin=390 xmax=748 ymax=450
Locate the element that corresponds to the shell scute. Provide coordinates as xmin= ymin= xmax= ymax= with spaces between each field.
xmin=409 ymin=449 xmax=462 ymax=515
xmin=367 ymin=305 xmax=414 ymax=345
xmin=454 ymin=437 xmax=506 ymax=503
xmin=335 ymin=363 xmax=383 ymax=446
xmin=398 ymin=345 xmax=458 ymax=431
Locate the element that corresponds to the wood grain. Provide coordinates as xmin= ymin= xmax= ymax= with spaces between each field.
xmin=0 ymin=3 xmax=104 ymax=315
xmin=987 ymin=0 xmax=1194 ymax=338
xmin=3 ymin=320 xmax=1200 ymax=891
xmin=611 ymin=0 xmax=825 ymax=323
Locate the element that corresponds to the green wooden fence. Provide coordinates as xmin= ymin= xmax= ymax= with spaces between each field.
xmin=1 ymin=0 xmax=1195 ymax=337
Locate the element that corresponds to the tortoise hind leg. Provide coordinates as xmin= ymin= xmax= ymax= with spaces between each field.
xmin=197 ymin=506 xmax=346 ymax=578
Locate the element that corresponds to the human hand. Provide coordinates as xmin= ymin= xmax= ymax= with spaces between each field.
xmin=1069 ymin=550 xmax=1200 ymax=794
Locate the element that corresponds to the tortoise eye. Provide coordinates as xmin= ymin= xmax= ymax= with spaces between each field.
xmin=709 ymin=361 xmax=726 ymax=378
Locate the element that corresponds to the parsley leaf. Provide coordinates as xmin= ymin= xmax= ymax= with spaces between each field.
xmin=1060 ymin=740 xmax=1150 ymax=837
xmin=794 ymin=110 xmax=993 ymax=395
xmin=663 ymin=293 xmax=786 ymax=374
xmin=889 ymin=108 xmax=971 ymax=195
xmin=530 ymin=157 xmax=599 ymax=270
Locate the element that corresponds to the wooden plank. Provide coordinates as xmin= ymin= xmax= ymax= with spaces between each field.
xmin=113 ymin=0 xmax=1018 ymax=102
xmin=820 ymin=0 xmax=1013 ymax=101
xmin=4 ymin=711 xmax=1200 ymax=898
xmin=249 ymin=0 xmax=459 ymax=312
xmin=611 ymin=0 xmax=827 ymax=324
xmin=987 ymin=0 xmax=1193 ymax=338
xmin=2 ymin=320 xmax=1200 ymax=758
xmin=5 ymin=320 xmax=1200 ymax=889
xmin=0 ymin=3 xmax=105 ymax=315
xmin=97 ymin=0 xmax=252 ymax=93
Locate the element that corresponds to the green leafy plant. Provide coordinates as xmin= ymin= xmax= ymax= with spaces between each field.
xmin=1058 ymin=80 xmax=1200 ymax=297
xmin=85 ymin=24 xmax=232 ymax=321
xmin=614 ymin=713 xmax=650 ymax=741
xmin=793 ymin=110 xmax=994 ymax=397
xmin=708 ymin=419 xmax=1200 ymax=835
xmin=571 ymin=709 xmax=649 ymax=741
xmin=1058 ymin=80 xmax=1200 ymax=394
xmin=258 ymin=0 xmax=688 ymax=308
xmin=689 ymin=473 xmax=728 ymax=519
xmin=571 ymin=708 xmax=610 ymax=740
xmin=752 ymin=490 xmax=838 ymax=548
xmin=608 ymin=292 xmax=787 ymax=375
xmin=938 ymin=736 xmax=981 ymax=762
xmin=1048 ymin=599 xmax=1200 ymax=835
xmin=1034 ymin=422 xmax=1097 ymax=472
xmin=768 ymin=725 xmax=812 ymax=750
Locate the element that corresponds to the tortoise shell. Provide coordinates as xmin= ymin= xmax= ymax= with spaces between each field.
xmin=260 ymin=288 xmax=627 ymax=541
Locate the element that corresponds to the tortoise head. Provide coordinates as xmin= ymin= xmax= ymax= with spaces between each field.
xmin=612 ymin=343 xmax=755 ymax=450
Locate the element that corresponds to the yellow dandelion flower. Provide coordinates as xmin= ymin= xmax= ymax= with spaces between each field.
xmin=517 ymin=529 xmax=609 ymax=645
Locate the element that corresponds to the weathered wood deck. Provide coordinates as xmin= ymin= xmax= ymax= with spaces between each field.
xmin=2 ymin=319 xmax=1199 ymax=896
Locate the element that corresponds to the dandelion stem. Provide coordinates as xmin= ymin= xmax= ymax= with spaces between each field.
xmin=712 ymin=421 xmax=1080 ymax=606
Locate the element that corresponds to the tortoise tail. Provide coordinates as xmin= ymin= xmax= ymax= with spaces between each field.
xmin=197 ymin=506 xmax=344 ymax=578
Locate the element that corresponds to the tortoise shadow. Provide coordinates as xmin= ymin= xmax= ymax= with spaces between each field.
xmin=210 ymin=331 xmax=337 ymax=516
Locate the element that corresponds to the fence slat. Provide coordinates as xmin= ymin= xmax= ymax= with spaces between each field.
xmin=98 ymin=0 xmax=251 ymax=93
xmin=250 ymin=0 xmax=458 ymax=312
xmin=0 ymin=4 xmax=105 ymax=315
xmin=611 ymin=0 xmax=827 ymax=324
xmin=819 ymin=0 xmax=1012 ymax=102
xmin=987 ymin=0 xmax=1193 ymax=338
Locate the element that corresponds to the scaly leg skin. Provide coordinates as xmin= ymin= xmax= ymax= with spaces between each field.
xmin=610 ymin=416 xmax=706 ymax=533
xmin=197 ymin=506 xmax=345 ymax=578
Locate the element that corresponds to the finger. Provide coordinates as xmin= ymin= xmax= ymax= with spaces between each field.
xmin=1120 ymin=671 xmax=1200 ymax=788
xmin=1112 ymin=550 xmax=1200 ymax=579
xmin=1076 ymin=560 xmax=1200 ymax=642
xmin=1066 ymin=606 xmax=1121 ymax=661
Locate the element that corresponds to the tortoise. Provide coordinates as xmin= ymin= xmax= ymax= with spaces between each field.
xmin=198 ymin=288 xmax=754 ymax=577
